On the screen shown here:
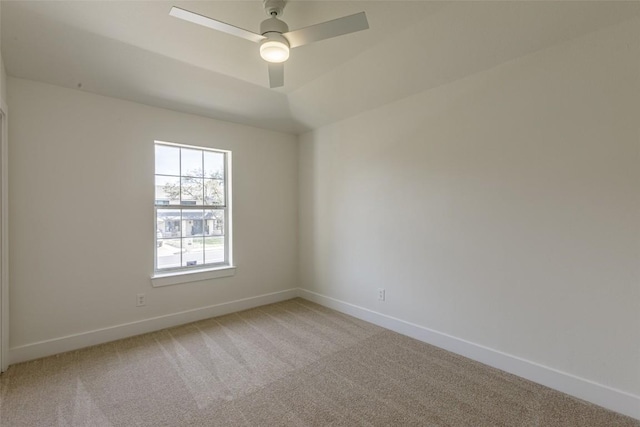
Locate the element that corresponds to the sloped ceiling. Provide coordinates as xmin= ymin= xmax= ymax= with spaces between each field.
xmin=2 ymin=1 xmax=639 ymax=134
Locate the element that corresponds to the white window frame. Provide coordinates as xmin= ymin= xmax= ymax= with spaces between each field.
xmin=151 ymin=141 xmax=234 ymax=287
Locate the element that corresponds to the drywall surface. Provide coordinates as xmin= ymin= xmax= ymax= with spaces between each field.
xmin=0 ymin=1 xmax=7 ymax=373
xmin=299 ymin=17 xmax=640 ymax=397
xmin=0 ymin=57 xmax=6 ymax=104
xmin=8 ymin=78 xmax=298 ymax=349
xmin=0 ymin=1 xmax=6 ymax=103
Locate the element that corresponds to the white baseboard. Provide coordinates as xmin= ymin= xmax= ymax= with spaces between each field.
xmin=9 ymin=288 xmax=298 ymax=365
xmin=297 ymin=288 xmax=640 ymax=421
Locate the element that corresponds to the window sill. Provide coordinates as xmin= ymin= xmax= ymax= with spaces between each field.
xmin=151 ymin=266 xmax=236 ymax=287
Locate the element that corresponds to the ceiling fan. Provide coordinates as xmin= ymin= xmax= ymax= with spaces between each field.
xmin=170 ymin=0 xmax=369 ymax=88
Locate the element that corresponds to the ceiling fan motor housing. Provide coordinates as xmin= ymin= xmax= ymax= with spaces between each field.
xmin=260 ymin=16 xmax=289 ymax=35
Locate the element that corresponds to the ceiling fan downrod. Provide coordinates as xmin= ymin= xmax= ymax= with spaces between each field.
xmin=263 ymin=0 xmax=286 ymax=17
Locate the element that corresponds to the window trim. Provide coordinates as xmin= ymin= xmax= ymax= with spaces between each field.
xmin=151 ymin=265 xmax=236 ymax=287
xmin=152 ymin=140 xmax=233 ymax=281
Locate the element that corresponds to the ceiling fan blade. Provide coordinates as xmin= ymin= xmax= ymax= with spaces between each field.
xmin=283 ymin=12 xmax=369 ymax=49
xmin=268 ymin=63 xmax=284 ymax=88
xmin=170 ymin=7 xmax=266 ymax=43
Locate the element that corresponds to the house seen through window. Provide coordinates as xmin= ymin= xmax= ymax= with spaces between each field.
xmin=154 ymin=141 xmax=231 ymax=273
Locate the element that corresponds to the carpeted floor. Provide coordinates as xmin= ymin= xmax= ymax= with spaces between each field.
xmin=0 ymin=298 xmax=637 ymax=426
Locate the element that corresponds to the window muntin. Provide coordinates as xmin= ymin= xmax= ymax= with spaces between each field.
xmin=154 ymin=142 xmax=230 ymax=273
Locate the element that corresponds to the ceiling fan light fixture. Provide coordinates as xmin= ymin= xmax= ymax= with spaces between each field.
xmin=260 ymin=35 xmax=290 ymax=63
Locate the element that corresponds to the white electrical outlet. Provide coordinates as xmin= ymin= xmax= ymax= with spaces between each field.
xmin=136 ymin=293 xmax=146 ymax=307
xmin=378 ymin=288 xmax=385 ymax=301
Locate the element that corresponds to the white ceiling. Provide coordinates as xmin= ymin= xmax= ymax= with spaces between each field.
xmin=2 ymin=1 xmax=639 ymax=134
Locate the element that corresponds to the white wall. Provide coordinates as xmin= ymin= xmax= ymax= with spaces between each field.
xmin=8 ymin=78 xmax=298 ymax=350
xmin=0 ymin=56 xmax=6 ymax=104
xmin=0 ymin=56 xmax=6 ymax=103
xmin=0 ymin=1 xmax=6 ymax=103
xmin=0 ymin=1 xmax=8 ymax=373
xmin=299 ymin=15 xmax=639 ymax=404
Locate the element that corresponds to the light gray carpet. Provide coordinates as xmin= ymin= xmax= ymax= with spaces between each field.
xmin=0 ymin=298 xmax=637 ymax=426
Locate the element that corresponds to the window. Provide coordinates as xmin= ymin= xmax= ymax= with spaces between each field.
xmin=154 ymin=141 xmax=232 ymax=281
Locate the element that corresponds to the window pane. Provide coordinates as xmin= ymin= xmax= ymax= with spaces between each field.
xmin=157 ymin=238 xmax=182 ymax=270
xmin=155 ymin=176 xmax=179 ymax=204
xmin=205 ymin=236 xmax=225 ymax=264
xmin=181 ymin=177 xmax=203 ymax=205
xmin=204 ymin=151 xmax=224 ymax=179
xmin=183 ymin=237 xmax=204 ymax=267
xmin=182 ymin=210 xmax=204 ymax=237
xmin=157 ymin=209 xmax=181 ymax=238
xmin=204 ymin=179 xmax=224 ymax=205
xmin=155 ymin=145 xmax=180 ymax=176
xmin=181 ymin=148 xmax=203 ymax=177
xmin=205 ymin=209 xmax=224 ymax=236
